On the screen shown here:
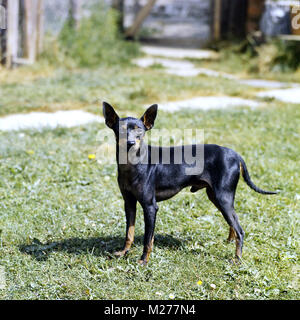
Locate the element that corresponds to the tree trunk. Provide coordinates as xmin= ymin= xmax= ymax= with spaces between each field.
xmin=125 ymin=0 xmax=157 ymax=39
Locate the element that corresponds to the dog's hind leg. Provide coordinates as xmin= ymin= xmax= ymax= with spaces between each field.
xmin=206 ymin=187 xmax=244 ymax=261
xmin=227 ymin=226 xmax=237 ymax=243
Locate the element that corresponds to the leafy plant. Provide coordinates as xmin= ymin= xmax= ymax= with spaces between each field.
xmin=44 ymin=1 xmax=140 ymax=68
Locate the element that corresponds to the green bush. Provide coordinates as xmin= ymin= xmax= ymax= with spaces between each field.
xmin=44 ymin=2 xmax=140 ymax=68
xmin=256 ymin=40 xmax=300 ymax=73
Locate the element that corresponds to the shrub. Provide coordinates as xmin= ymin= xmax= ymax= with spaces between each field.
xmin=43 ymin=2 xmax=140 ymax=68
xmin=256 ymin=40 xmax=300 ymax=73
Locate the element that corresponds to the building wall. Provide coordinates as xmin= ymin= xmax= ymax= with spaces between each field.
xmin=123 ymin=0 xmax=213 ymax=47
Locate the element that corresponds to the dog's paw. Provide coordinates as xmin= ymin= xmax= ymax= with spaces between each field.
xmin=138 ymin=259 xmax=148 ymax=266
xmin=113 ymin=250 xmax=128 ymax=257
xmin=229 ymin=256 xmax=243 ymax=265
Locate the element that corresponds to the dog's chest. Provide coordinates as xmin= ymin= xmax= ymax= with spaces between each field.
xmin=155 ymin=187 xmax=182 ymax=202
xmin=118 ymin=168 xmax=143 ymax=193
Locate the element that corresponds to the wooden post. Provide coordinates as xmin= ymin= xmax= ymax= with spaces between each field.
xmin=6 ymin=0 xmax=19 ymax=68
xmin=214 ymin=0 xmax=222 ymax=41
xmin=247 ymin=0 xmax=266 ymax=34
xmin=0 ymin=0 xmax=7 ymax=65
xmin=0 ymin=0 xmax=6 ymax=30
xmin=24 ymin=0 xmax=38 ymax=63
xmin=36 ymin=0 xmax=44 ymax=56
xmin=125 ymin=0 xmax=157 ymax=39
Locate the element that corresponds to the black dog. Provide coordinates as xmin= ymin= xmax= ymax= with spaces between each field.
xmin=103 ymin=102 xmax=277 ymax=265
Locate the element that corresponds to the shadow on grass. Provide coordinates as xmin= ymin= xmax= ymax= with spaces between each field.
xmin=19 ymin=234 xmax=184 ymax=261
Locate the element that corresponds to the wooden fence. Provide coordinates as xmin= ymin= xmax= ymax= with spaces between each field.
xmin=0 ymin=0 xmax=44 ymax=68
xmin=0 ymin=0 xmax=269 ymax=68
xmin=0 ymin=0 xmax=82 ymax=68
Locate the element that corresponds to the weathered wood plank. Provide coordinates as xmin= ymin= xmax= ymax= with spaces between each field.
xmin=0 ymin=0 xmax=7 ymax=65
xmin=214 ymin=0 xmax=222 ymax=40
xmin=36 ymin=0 xmax=44 ymax=56
xmin=24 ymin=0 xmax=38 ymax=63
xmin=6 ymin=0 xmax=19 ymax=68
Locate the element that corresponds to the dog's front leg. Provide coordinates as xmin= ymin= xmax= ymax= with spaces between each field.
xmin=114 ymin=192 xmax=137 ymax=257
xmin=138 ymin=201 xmax=158 ymax=265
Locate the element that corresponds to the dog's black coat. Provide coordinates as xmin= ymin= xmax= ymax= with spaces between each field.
xmin=103 ymin=102 xmax=277 ymax=264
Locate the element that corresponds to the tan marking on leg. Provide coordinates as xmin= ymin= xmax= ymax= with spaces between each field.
xmin=145 ymin=237 xmax=154 ymax=262
xmin=138 ymin=237 xmax=154 ymax=265
xmin=227 ymin=226 xmax=237 ymax=242
xmin=235 ymin=239 xmax=242 ymax=261
xmin=124 ymin=225 xmax=135 ymax=251
xmin=114 ymin=225 xmax=135 ymax=257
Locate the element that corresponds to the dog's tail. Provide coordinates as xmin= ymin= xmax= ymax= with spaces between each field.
xmin=239 ymin=157 xmax=277 ymax=195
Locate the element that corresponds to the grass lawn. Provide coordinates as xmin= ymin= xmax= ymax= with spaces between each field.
xmin=0 ymin=62 xmax=299 ymax=300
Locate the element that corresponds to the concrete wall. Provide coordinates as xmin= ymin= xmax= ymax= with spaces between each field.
xmin=123 ymin=0 xmax=213 ymax=47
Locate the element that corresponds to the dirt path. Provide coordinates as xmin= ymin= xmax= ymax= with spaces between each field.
xmin=136 ymin=45 xmax=300 ymax=110
xmin=1 ymin=45 xmax=299 ymax=131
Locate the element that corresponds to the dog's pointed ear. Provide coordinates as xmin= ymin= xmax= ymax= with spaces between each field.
xmin=141 ymin=104 xmax=158 ymax=130
xmin=103 ymin=102 xmax=119 ymax=129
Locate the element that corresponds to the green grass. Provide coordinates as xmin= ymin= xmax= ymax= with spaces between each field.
xmin=0 ymin=62 xmax=299 ymax=300
xmin=0 ymin=62 xmax=263 ymax=117
xmin=191 ymin=45 xmax=300 ymax=82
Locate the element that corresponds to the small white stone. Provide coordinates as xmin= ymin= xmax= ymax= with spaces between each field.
xmin=0 ymin=110 xmax=104 ymax=132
